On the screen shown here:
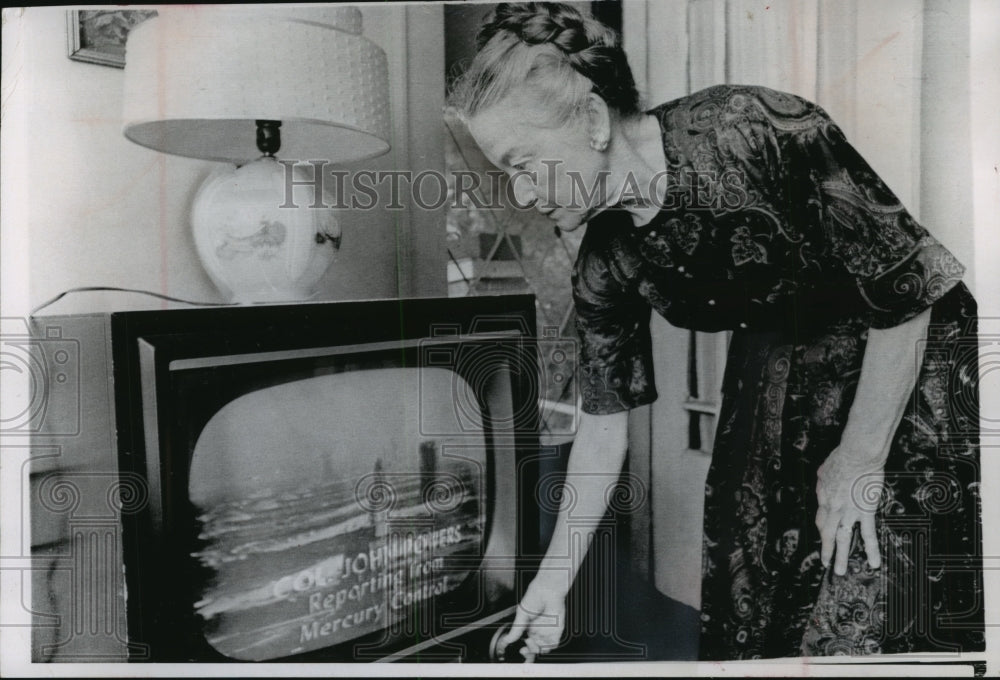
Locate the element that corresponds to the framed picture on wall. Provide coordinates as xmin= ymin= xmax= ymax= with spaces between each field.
xmin=66 ymin=9 xmax=157 ymax=68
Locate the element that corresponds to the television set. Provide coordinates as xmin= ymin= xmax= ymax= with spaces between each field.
xmin=29 ymin=295 xmax=562 ymax=662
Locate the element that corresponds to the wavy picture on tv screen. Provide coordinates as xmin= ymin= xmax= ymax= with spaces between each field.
xmin=187 ymin=367 xmax=487 ymax=661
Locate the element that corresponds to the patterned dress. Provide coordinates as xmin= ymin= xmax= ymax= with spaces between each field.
xmin=571 ymin=84 xmax=983 ymax=659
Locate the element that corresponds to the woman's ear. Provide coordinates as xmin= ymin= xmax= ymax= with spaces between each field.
xmin=585 ymin=92 xmax=612 ymax=150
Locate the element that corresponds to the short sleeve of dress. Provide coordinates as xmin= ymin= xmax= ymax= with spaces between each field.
xmin=780 ymin=100 xmax=966 ymax=329
xmin=572 ymin=222 xmax=658 ymax=415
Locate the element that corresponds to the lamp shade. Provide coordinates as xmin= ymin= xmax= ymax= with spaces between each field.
xmin=122 ymin=6 xmax=390 ymax=164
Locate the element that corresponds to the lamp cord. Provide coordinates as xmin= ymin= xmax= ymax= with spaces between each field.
xmin=29 ymin=286 xmax=235 ymax=318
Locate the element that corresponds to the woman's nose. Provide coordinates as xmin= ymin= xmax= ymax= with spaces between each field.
xmin=509 ymin=174 xmax=537 ymax=208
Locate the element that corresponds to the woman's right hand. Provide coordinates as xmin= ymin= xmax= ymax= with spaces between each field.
xmin=498 ymin=411 xmax=629 ymax=660
xmin=499 ymin=574 xmax=567 ymax=660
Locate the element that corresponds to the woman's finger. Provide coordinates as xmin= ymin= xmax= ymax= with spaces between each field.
xmin=816 ymin=479 xmax=828 ymax=507
xmin=834 ymin=521 xmax=853 ymax=576
xmin=820 ymin=511 xmax=839 ymax=567
xmin=523 ymin=636 xmax=541 ymax=656
xmin=533 ymin=629 xmax=560 ymax=652
xmin=501 ymin=606 xmax=531 ymax=646
xmin=537 ymin=639 xmax=558 ymax=654
xmin=860 ymin=514 xmax=881 ymax=569
xmin=815 ymin=504 xmax=828 ymax=530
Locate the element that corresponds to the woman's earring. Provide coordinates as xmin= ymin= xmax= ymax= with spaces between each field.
xmin=590 ymin=137 xmax=608 ymax=152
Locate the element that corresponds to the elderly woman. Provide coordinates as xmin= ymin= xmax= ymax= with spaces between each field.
xmin=450 ymin=2 xmax=983 ymax=661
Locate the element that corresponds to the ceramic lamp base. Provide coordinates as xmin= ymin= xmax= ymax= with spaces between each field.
xmin=190 ymin=157 xmax=341 ymax=303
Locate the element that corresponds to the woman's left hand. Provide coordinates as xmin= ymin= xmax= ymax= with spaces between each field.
xmin=815 ymin=446 xmax=886 ymax=575
xmin=813 ymin=310 xmax=930 ymax=577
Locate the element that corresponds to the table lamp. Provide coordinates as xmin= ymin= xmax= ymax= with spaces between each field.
xmin=121 ymin=6 xmax=391 ymax=302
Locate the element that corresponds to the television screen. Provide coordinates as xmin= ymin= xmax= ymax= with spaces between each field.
xmin=184 ymin=367 xmax=488 ymax=660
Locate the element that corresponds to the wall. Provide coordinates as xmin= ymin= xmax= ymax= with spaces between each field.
xmin=4 ymin=6 xmax=445 ymax=318
xmin=969 ymin=0 xmax=1000 ymax=662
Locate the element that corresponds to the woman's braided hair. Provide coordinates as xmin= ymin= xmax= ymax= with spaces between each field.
xmin=450 ymin=2 xmax=641 ymax=122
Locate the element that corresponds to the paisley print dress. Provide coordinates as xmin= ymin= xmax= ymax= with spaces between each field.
xmin=571 ymin=85 xmax=983 ymax=659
